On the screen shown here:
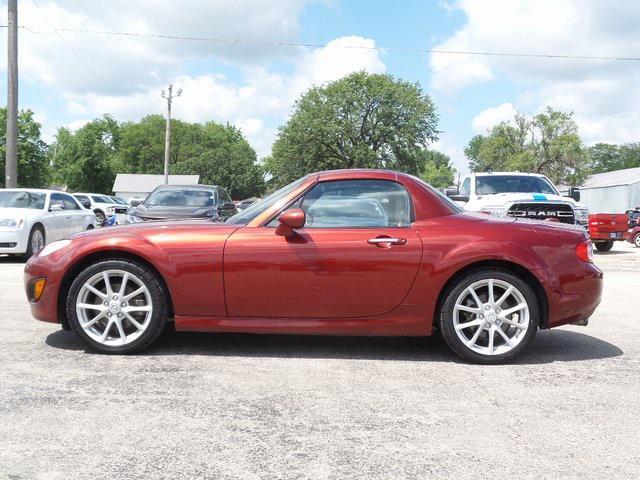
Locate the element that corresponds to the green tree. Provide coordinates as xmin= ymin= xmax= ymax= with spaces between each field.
xmin=115 ymin=115 xmax=264 ymax=199
xmin=587 ymin=143 xmax=640 ymax=173
xmin=174 ymin=122 xmax=265 ymax=199
xmin=0 ymin=108 xmax=49 ymax=188
xmin=395 ymin=148 xmax=455 ymax=188
xmin=114 ymin=115 xmax=167 ymax=175
xmin=50 ymin=115 xmax=120 ymax=193
xmin=266 ymin=71 xmax=439 ymax=188
xmin=465 ymin=107 xmax=587 ymax=185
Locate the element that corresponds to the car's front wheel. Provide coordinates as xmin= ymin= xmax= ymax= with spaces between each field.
xmin=66 ymin=259 xmax=168 ymax=354
xmin=634 ymin=233 xmax=640 ymax=248
xmin=94 ymin=210 xmax=106 ymax=227
xmin=439 ymin=269 xmax=540 ymax=364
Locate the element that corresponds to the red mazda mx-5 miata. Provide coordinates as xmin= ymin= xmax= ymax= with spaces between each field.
xmin=24 ymin=169 xmax=603 ymax=363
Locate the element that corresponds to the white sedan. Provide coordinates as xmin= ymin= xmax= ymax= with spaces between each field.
xmin=0 ymin=189 xmax=96 ymax=259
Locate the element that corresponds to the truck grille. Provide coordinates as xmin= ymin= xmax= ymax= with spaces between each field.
xmin=508 ymin=203 xmax=575 ymax=225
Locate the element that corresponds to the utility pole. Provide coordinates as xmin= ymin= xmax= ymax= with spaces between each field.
xmin=5 ymin=0 xmax=18 ymax=188
xmin=161 ymin=84 xmax=181 ymax=184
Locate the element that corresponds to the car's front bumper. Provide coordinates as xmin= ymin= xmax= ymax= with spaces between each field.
xmin=0 ymin=229 xmax=27 ymax=254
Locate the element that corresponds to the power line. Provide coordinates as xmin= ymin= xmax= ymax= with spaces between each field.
xmin=3 ymin=24 xmax=640 ymax=62
xmin=28 ymin=2 xmax=118 ymax=92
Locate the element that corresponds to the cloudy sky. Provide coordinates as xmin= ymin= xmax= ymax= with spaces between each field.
xmin=1 ymin=0 xmax=639 ymax=174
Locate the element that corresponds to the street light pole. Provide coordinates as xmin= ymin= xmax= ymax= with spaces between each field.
xmin=161 ymin=84 xmax=181 ymax=185
xmin=5 ymin=0 xmax=18 ymax=188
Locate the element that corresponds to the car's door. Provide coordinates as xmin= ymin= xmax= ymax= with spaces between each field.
xmin=223 ymin=179 xmax=423 ymax=318
xmin=60 ymin=193 xmax=86 ymax=233
xmin=46 ymin=193 xmax=68 ymax=241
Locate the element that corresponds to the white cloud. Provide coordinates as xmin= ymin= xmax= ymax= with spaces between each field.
xmin=63 ymin=36 xmax=387 ymax=158
xmin=1 ymin=0 xmax=309 ymax=94
xmin=471 ymin=103 xmax=517 ymax=133
xmin=431 ymin=0 xmax=640 ymax=145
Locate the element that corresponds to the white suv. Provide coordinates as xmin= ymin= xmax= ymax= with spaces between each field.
xmin=73 ymin=193 xmax=128 ymax=227
xmin=448 ymin=172 xmax=589 ymax=227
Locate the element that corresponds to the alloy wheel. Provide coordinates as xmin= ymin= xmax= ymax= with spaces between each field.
xmin=635 ymin=234 xmax=640 ymax=248
xmin=452 ymin=278 xmax=530 ymax=356
xmin=75 ymin=269 xmax=153 ymax=346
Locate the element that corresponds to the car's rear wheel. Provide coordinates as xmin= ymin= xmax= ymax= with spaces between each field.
xmin=66 ymin=259 xmax=168 ymax=354
xmin=594 ymin=240 xmax=614 ymax=252
xmin=22 ymin=225 xmax=45 ymax=261
xmin=439 ymin=269 xmax=539 ymax=364
xmin=634 ymin=233 xmax=640 ymax=248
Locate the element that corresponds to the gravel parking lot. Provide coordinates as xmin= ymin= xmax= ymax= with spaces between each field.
xmin=1 ymin=243 xmax=639 ymax=480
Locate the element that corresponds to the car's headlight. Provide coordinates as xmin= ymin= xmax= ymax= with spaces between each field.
xmin=481 ymin=207 xmax=508 ymax=217
xmin=574 ymin=209 xmax=589 ymax=221
xmin=0 ymin=218 xmax=25 ymax=229
xmin=38 ymin=239 xmax=71 ymax=257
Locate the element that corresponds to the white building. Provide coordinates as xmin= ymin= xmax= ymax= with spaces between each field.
xmin=578 ymin=167 xmax=640 ymax=214
xmin=112 ymin=174 xmax=200 ymax=202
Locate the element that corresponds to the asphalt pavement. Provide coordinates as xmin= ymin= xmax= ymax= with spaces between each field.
xmin=1 ymin=242 xmax=639 ymax=479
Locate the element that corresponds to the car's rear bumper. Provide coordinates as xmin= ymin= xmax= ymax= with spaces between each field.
xmin=546 ymin=261 xmax=603 ymax=328
xmin=0 ymin=230 xmax=27 ymax=254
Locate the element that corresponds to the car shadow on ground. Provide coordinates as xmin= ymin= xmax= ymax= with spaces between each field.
xmin=595 ymin=250 xmax=633 ymax=256
xmin=45 ymin=327 xmax=623 ymax=365
xmin=0 ymin=255 xmax=25 ymax=264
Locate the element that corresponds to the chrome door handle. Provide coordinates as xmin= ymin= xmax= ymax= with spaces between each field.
xmin=367 ymin=237 xmax=407 ymax=246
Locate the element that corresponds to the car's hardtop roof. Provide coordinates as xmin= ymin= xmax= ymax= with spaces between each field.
xmin=151 ymin=184 xmax=220 ymax=190
xmin=314 ymin=169 xmax=416 ymax=181
xmin=1 ymin=188 xmax=55 ymax=194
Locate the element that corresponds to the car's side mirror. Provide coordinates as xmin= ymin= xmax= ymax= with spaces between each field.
xmin=130 ymin=199 xmax=142 ymax=207
xmin=276 ymin=208 xmax=306 ymax=237
xmin=445 ymin=187 xmax=469 ymax=203
xmin=79 ymin=200 xmax=91 ymax=209
xmin=567 ymin=187 xmax=581 ymax=202
xmin=218 ymin=201 xmax=236 ymax=211
xmin=49 ymin=202 xmax=64 ymax=212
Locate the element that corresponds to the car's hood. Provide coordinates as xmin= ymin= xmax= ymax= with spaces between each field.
xmin=469 ymin=192 xmax=585 ymax=209
xmin=128 ymin=205 xmax=216 ymax=220
xmin=0 ymin=207 xmax=43 ymax=219
xmin=69 ymin=218 xmax=238 ymax=241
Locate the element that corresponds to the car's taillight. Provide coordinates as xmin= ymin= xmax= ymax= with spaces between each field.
xmin=575 ymin=240 xmax=593 ymax=263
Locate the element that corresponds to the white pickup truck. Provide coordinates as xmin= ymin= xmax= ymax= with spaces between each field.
xmin=447 ymin=172 xmax=589 ymax=227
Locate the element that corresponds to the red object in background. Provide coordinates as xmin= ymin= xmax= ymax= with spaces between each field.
xmin=24 ymin=169 xmax=602 ymax=344
xmin=589 ymin=213 xmax=630 ymax=242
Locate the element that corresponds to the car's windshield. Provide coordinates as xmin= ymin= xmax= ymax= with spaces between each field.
xmin=475 ymin=175 xmax=558 ymax=195
xmin=226 ymin=176 xmax=308 ymax=225
xmin=0 ymin=191 xmax=46 ymax=209
xmin=92 ymin=195 xmax=114 ymax=203
xmin=145 ymin=189 xmax=215 ymax=208
xmin=111 ymin=197 xmax=128 ymax=205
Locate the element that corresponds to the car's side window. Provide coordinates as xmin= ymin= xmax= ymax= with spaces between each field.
xmin=50 ymin=193 xmax=66 ymax=210
xmin=219 ymin=189 xmax=232 ymax=204
xmin=270 ymin=179 xmax=412 ymax=228
xmin=75 ymin=195 xmax=91 ymax=208
xmin=62 ymin=194 xmax=81 ymax=210
xmin=460 ymin=178 xmax=471 ymax=196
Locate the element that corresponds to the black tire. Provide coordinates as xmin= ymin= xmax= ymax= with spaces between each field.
xmin=594 ymin=241 xmax=614 ymax=252
xmin=94 ymin=210 xmax=106 ymax=227
xmin=66 ymin=259 xmax=168 ymax=354
xmin=439 ymin=269 xmax=540 ymax=364
xmin=634 ymin=234 xmax=640 ymax=248
xmin=21 ymin=225 xmax=45 ymax=261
